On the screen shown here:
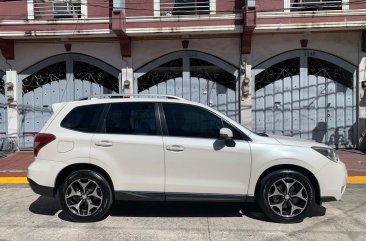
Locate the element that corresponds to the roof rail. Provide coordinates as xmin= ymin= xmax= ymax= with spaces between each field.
xmin=78 ymin=94 xmax=186 ymax=101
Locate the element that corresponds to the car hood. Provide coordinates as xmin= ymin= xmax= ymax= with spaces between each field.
xmin=265 ymin=134 xmax=331 ymax=148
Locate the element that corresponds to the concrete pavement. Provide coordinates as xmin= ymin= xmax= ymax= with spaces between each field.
xmin=0 ymin=150 xmax=366 ymax=184
xmin=0 ymin=185 xmax=365 ymax=241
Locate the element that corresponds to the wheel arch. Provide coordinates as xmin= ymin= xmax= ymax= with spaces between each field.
xmin=254 ymin=164 xmax=321 ymax=205
xmin=54 ymin=163 xmax=115 ymax=196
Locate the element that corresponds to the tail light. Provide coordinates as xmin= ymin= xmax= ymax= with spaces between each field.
xmin=34 ymin=133 xmax=56 ymax=157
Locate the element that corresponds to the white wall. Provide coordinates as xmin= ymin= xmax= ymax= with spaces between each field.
xmin=14 ymin=42 xmax=124 ymax=72
xmin=250 ymin=32 xmax=360 ymax=67
xmin=132 ymin=38 xmax=241 ymax=70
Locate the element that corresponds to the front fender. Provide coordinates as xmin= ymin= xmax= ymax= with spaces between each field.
xmin=247 ymin=143 xmax=329 ymax=195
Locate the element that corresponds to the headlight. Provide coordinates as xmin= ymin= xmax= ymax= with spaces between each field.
xmin=311 ymin=146 xmax=339 ymax=163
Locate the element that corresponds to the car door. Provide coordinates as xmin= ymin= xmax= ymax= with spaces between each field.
xmin=161 ymin=102 xmax=252 ymax=200
xmin=90 ymin=102 xmax=165 ymax=198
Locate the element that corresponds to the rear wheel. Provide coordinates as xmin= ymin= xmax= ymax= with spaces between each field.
xmin=58 ymin=170 xmax=113 ymax=222
xmin=258 ymin=170 xmax=315 ymax=223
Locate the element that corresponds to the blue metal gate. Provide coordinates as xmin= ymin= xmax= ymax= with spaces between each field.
xmin=134 ymin=51 xmax=239 ymax=120
xmin=18 ymin=54 xmax=121 ymax=149
xmin=252 ymin=50 xmax=357 ymax=147
xmin=0 ymin=70 xmax=6 ymax=135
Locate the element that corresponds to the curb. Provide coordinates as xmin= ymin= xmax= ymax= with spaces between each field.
xmin=1 ymin=176 xmax=366 ymax=184
xmin=347 ymin=176 xmax=366 ymax=184
xmin=0 ymin=177 xmax=28 ymax=184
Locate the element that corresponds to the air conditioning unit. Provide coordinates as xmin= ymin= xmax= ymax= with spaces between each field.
xmin=53 ymin=0 xmax=79 ymax=18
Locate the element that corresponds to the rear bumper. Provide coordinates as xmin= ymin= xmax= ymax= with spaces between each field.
xmin=28 ymin=178 xmax=56 ymax=198
xmin=27 ymin=158 xmax=66 ymax=187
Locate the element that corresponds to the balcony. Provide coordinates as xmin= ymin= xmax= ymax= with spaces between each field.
xmin=289 ymin=0 xmax=343 ymax=11
xmin=159 ymin=0 xmax=211 ymax=16
xmin=33 ymin=0 xmax=82 ymax=19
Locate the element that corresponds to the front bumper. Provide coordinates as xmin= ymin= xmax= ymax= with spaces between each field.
xmin=316 ymin=160 xmax=347 ymax=201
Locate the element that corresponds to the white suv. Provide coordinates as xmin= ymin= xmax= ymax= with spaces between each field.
xmin=28 ymin=95 xmax=347 ymax=223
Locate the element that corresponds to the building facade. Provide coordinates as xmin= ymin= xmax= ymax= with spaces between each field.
xmin=0 ymin=0 xmax=365 ymax=150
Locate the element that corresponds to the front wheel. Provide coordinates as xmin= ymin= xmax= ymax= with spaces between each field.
xmin=58 ymin=170 xmax=113 ymax=222
xmin=258 ymin=170 xmax=315 ymax=223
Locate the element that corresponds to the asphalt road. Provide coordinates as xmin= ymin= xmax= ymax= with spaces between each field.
xmin=0 ymin=185 xmax=365 ymax=241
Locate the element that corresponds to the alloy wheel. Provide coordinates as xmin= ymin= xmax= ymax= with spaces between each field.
xmin=64 ymin=178 xmax=103 ymax=217
xmin=267 ymin=177 xmax=308 ymax=218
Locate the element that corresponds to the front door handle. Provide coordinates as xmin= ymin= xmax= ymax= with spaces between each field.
xmin=166 ymin=145 xmax=185 ymax=152
xmin=95 ymin=140 xmax=113 ymax=147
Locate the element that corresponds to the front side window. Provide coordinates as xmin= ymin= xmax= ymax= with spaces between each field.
xmin=104 ymin=102 xmax=158 ymax=135
xmin=163 ymin=103 xmax=245 ymax=139
xmin=61 ymin=104 xmax=105 ymax=132
xmin=163 ymin=103 xmax=222 ymax=139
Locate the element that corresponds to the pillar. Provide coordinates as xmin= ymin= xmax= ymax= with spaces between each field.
xmin=121 ymin=58 xmax=133 ymax=94
xmin=240 ymin=54 xmax=252 ymax=128
xmin=6 ymin=70 xmax=19 ymax=141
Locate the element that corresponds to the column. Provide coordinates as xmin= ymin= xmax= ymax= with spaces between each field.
xmin=6 ymin=70 xmax=19 ymax=140
xmin=27 ymin=0 xmax=34 ymax=20
xmin=240 ymin=54 xmax=252 ymax=128
xmin=121 ymin=57 xmax=133 ymax=94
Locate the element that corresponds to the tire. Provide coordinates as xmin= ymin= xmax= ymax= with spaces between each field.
xmin=258 ymin=170 xmax=315 ymax=223
xmin=58 ymin=170 xmax=113 ymax=222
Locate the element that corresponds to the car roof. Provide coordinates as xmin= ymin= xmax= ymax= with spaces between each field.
xmin=66 ymin=97 xmax=199 ymax=107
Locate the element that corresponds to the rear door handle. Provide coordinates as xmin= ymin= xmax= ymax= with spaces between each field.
xmin=95 ymin=140 xmax=113 ymax=147
xmin=166 ymin=145 xmax=185 ymax=152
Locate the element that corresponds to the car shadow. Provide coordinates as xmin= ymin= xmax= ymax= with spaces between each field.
xmin=110 ymin=201 xmax=268 ymax=220
xmin=28 ymin=197 xmax=326 ymax=223
xmin=29 ymin=196 xmax=61 ymax=216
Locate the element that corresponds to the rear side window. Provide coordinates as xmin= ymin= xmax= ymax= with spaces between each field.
xmin=103 ymin=102 xmax=158 ymax=135
xmin=61 ymin=104 xmax=105 ymax=132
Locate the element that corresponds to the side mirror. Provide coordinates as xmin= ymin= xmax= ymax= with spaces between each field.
xmin=219 ymin=128 xmax=235 ymax=147
xmin=220 ymin=128 xmax=233 ymax=139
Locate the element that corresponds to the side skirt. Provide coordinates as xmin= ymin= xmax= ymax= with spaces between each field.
xmin=115 ymin=191 xmax=254 ymax=202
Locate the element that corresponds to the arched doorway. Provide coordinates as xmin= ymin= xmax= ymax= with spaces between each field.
xmin=0 ymin=70 xmax=6 ymax=136
xmin=134 ymin=51 xmax=240 ymax=120
xmin=18 ymin=54 xmax=121 ymax=149
xmin=252 ymin=50 xmax=357 ymax=147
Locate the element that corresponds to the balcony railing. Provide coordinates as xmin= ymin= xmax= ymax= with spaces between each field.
xmin=34 ymin=0 xmax=81 ymax=19
xmin=160 ymin=0 xmax=210 ymax=16
xmin=290 ymin=0 xmax=342 ymax=11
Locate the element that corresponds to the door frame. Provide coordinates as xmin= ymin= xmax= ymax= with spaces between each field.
xmin=252 ymin=49 xmax=358 ymax=147
xmin=134 ymin=51 xmax=240 ymax=120
xmin=0 ymin=70 xmax=6 ymax=136
xmin=17 ymin=53 xmax=122 ymax=149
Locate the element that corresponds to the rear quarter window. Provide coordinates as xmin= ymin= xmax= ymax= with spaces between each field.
xmin=61 ymin=104 xmax=105 ymax=132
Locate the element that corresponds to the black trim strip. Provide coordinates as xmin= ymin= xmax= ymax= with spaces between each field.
xmin=321 ymin=196 xmax=337 ymax=202
xmin=166 ymin=193 xmax=245 ymax=202
xmin=154 ymin=102 xmax=164 ymax=136
xmin=96 ymin=103 xmax=111 ymax=133
xmin=28 ymin=178 xmax=55 ymax=198
xmin=115 ymin=191 xmax=165 ymax=201
xmin=245 ymin=196 xmax=255 ymax=203
xmin=115 ymin=191 xmax=251 ymax=202
xmin=158 ymin=102 xmax=169 ymax=136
